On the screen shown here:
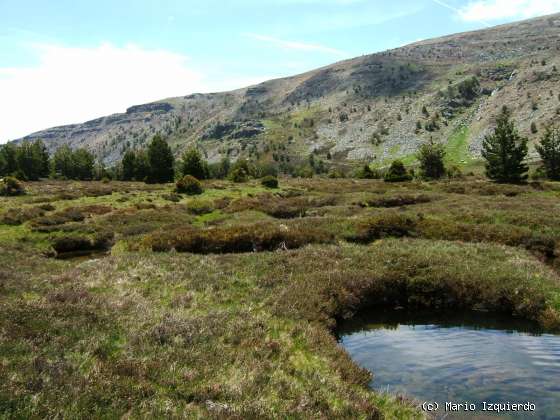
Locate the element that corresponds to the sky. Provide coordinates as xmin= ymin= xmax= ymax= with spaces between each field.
xmin=1 ymin=0 xmax=560 ymax=142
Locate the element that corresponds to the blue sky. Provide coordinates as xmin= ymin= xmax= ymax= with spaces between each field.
xmin=1 ymin=0 xmax=560 ymax=141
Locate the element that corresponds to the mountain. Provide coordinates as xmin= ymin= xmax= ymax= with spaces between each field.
xmin=15 ymin=13 xmax=560 ymax=169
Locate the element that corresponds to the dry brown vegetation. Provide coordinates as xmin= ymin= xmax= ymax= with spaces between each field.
xmin=1 ymin=177 xmax=560 ymax=418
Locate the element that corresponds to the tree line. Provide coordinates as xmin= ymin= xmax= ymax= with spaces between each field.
xmin=2 ymin=108 xmax=559 ymax=184
xmin=0 ymin=140 xmax=112 ymax=181
xmin=384 ymin=108 xmax=560 ymax=183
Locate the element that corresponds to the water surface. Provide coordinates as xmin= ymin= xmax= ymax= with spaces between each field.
xmin=338 ymin=309 xmax=560 ymax=419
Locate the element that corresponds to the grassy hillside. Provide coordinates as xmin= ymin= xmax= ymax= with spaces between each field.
xmin=15 ymin=14 xmax=560 ymax=172
xmin=2 ymin=177 xmax=560 ymax=418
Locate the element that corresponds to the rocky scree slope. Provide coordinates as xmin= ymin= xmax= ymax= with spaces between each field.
xmin=16 ymin=13 xmax=560 ymax=168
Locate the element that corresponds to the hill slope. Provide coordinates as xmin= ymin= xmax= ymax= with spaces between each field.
xmin=16 ymin=13 xmax=560 ymax=169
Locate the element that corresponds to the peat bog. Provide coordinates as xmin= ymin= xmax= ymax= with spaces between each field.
xmin=1 ymin=178 xmax=560 ymax=418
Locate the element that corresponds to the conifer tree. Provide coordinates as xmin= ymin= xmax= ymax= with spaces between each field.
xmin=16 ymin=141 xmax=42 ymax=180
xmin=536 ymin=126 xmax=560 ymax=181
xmin=72 ymin=148 xmax=95 ymax=180
xmin=147 ymin=135 xmax=174 ymax=183
xmin=134 ymin=150 xmax=151 ymax=182
xmin=180 ymin=148 xmax=208 ymax=179
xmin=52 ymin=145 xmax=75 ymax=179
xmin=31 ymin=140 xmax=50 ymax=178
xmin=0 ymin=143 xmax=18 ymax=176
xmin=121 ymin=149 xmax=137 ymax=181
xmin=482 ymin=109 xmax=528 ymax=183
xmin=417 ymin=139 xmax=446 ymax=179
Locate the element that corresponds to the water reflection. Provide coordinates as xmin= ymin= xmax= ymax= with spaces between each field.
xmin=338 ymin=309 xmax=560 ymax=419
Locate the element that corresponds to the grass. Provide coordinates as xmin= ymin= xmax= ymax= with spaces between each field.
xmin=444 ymin=124 xmax=485 ymax=173
xmin=445 ymin=125 xmax=470 ymax=165
xmin=1 ymin=177 xmax=560 ymax=418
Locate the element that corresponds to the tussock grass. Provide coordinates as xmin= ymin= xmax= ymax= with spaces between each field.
xmin=2 ymin=178 xmax=560 ymax=418
xmin=141 ymin=221 xmax=334 ymax=253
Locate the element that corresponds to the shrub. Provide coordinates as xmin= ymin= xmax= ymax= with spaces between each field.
xmin=0 ymin=176 xmax=25 ymax=196
xmin=350 ymin=213 xmax=418 ymax=243
xmin=384 ymin=160 xmax=412 ymax=182
xmin=176 ymin=175 xmax=203 ymax=195
xmin=229 ymin=167 xmax=249 ymax=183
xmin=143 ymin=222 xmax=333 ymax=254
xmin=51 ymin=232 xmax=114 ymax=256
xmin=162 ymin=193 xmax=182 ymax=202
xmin=327 ymin=169 xmax=345 ymax=179
xmin=261 ymin=175 xmax=279 ymax=189
xmin=446 ymin=165 xmax=463 ymax=179
xmin=359 ymin=194 xmax=433 ymax=208
xmin=186 ymin=199 xmax=214 ymax=215
xmin=354 ymin=164 xmax=381 ymax=179
xmin=1 ymin=206 xmax=45 ymax=225
xmin=417 ymin=140 xmax=446 ymax=179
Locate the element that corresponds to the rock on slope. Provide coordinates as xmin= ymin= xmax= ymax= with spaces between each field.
xmin=15 ymin=13 xmax=560 ymax=168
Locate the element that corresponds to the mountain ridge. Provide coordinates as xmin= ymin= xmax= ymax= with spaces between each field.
xmin=15 ymin=13 xmax=560 ymax=169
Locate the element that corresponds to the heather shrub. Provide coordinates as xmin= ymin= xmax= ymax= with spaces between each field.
xmin=51 ymin=232 xmax=114 ymax=255
xmin=229 ymin=167 xmax=249 ymax=183
xmin=176 ymin=175 xmax=203 ymax=195
xmin=143 ymin=222 xmax=334 ymax=253
xmin=261 ymin=176 xmax=279 ymax=189
xmin=384 ymin=160 xmax=412 ymax=182
xmin=162 ymin=193 xmax=182 ymax=202
xmin=32 ymin=207 xmax=85 ymax=227
xmin=1 ymin=206 xmax=45 ymax=225
xmin=359 ymin=194 xmax=433 ymax=208
xmin=350 ymin=213 xmax=418 ymax=243
xmin=186 ymin=199 xmax=214 ymax=215
xmin=0 ymin=176 xmax=25 ymax=196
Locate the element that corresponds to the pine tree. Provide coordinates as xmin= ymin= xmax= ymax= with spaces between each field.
xmin=134 ymin=150 xmax=151 ymax=182
xmin=147 ymin=135 xmax=174 ymax=183
xmin=121 ymin=149 xmax=137 ymax=181
xmin=16 ymin=141 xmax=42 ymax=180
xmin=180 ymin=148 xmax=208 ymax=179
xmin=536 ymin=126 xmax=560 ymax=181
xmin=417 ymin=140 xmax=446 ymax=179
xmin=52 ymin=145 xmax=75 ymax=179
xmin=482 ymin=110 xmax=528 ymax=183
xmin=218 ymin=157 xmax=231 ymax=179
xmin=0 ymin=143 xmax=18 ymax=175
xmin=72 ymin=148 xmax=95 ymax=180
xmin=31 ymin=140 xmax=50 ymax=178
xmin=384 ymin=160 xmax=412 ymax=182
xmin=0 ymin=152 xmax=6 ymax=176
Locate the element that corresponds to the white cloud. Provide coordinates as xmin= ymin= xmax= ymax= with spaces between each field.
xmin=458 ymin=0 xmax=560 ymax=22
xmin=243 ymin=33 xmax=348 ymax=56
xmin=0 ymin=43 xmax=267 ymax=142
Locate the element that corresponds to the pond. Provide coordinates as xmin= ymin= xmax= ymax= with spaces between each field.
xmin=338 ymin=309 xmax=560 ymax=419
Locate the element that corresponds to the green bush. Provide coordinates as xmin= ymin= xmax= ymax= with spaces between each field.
xmin=186 ymin=199 xmax=214 ymax=215
xmin=176 ymin=175 xmax=203 ymax=195
xmin=446 ymin=165 xmax=463 ymax=179
xmin=355 ymin=164 xmax=381 ymax=179
xmin=417 ymin=140 xmax=446 ymax=179
xmin=229 ymin=167 xmax=249 ymax=183
xmin=327 ymin=169 xmax=344 ymax=179
xmin=261 ymin=176 xmax=279 ymax=189
xmin=0 ymin=176 xmax=25 ymax=196
xmin=384 ymin=160 xmax=412 ymax=182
